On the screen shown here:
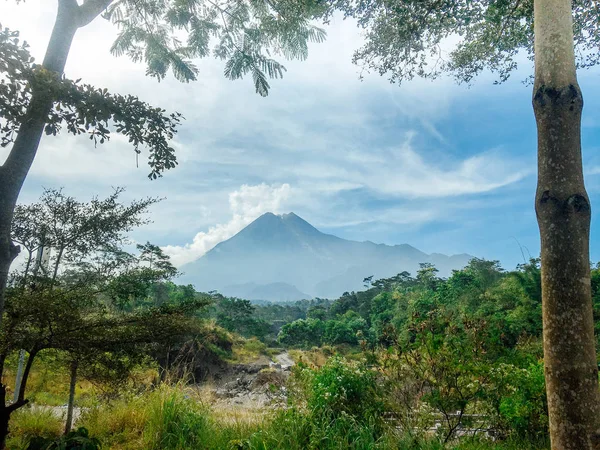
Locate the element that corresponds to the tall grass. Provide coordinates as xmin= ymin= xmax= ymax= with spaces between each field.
xmin=78 ymin=385 xmax=261 ymax=450
xmin=11 ymin=385 xmax=549 ymax=450
xmin=6 ymin=407 xmax=63 ymax=449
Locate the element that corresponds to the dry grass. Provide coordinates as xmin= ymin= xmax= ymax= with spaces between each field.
xmin=289 ymin=348 xmax=329 ymax=367
xmin=230 ymin=337 xmax=271 ymax=364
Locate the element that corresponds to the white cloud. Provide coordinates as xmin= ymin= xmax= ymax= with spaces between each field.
xmin=276 ymin=133 xmax=530 ymax=199
xmin=368 ymin=142 xmax=530 ymax=198
xmin=162 ymin=183 xmax=291 ymax=266
xmin=587 ymin=166 xmax=600 ymax=176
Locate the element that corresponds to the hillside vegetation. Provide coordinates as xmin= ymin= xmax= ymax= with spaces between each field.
xmin=7 ymin=248 xmax=600 ymax=449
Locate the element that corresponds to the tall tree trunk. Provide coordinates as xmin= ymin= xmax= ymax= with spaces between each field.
xmin=0 ymin=0 xmax=79 ymax=328
xmin=0 ymin=3 xmax=79 ymax=448
xmin=64 ymin=359 xmax=78 ymax=434
xmin=533 ymin=1 xmax=600 ymax=448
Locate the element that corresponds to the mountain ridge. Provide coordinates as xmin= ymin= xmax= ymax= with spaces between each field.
xmin=180 ymin=212 xmax=473 ymax=301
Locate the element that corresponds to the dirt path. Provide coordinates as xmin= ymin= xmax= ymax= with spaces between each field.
xmin=273 ymin=351 xmax=294 ymax=368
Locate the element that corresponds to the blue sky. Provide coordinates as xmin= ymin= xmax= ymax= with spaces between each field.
xmin=3 ymin=2 xmax=600 ymax=273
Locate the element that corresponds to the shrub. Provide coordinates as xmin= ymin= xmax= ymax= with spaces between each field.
xmin=488 ymin=362 xmax=548 ymax=438
xmin=27 ymin=427 xmax=101 ymax=450
xmin=242 ymin=356 xmax=388 ymax=449
xmin=306 ymin=356 xmax=383 ymax=424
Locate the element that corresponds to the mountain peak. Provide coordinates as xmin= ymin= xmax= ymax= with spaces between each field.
xmin=181 ymin=213 xmax=473 ymax=299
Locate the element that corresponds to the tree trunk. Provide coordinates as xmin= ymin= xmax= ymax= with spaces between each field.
xmin=64 ymin=359 xmax=78 ymax=434
xmin=12 ymin=350 xmax=25 ymax=404
xmin=533 ymin=1 xmax=600 ymax=448
xmin=51 ymin=247 xmax=64 ymax=282
xmin=0 ymin=0 xmax=78 ymax=328
xmin=0 ymin=3 xmax=79 ymax=448
xmin=0 ymin=385 xmax=27 ymax=450
xmin=17 ymin=349 xmax=38 ymax=404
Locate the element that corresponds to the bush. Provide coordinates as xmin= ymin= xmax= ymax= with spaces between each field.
xmin=27 ymin=427 xmax=100 ymax=450
xmin=488 ymin=362 xmax=548 ymax=438
xmin=306 ymin=357 xmax=383 ymax=424
xmin=240 ymin=356 xmax=388 ymax=449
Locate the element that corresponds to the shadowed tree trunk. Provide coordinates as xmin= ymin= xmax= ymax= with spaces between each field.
xmin=533 ymin=0 xmax=600 ymax=448
xmin=0 ymin=386 xmax=27 ymax=450
xmin=17 ymin=348 xmax=38 ymax=404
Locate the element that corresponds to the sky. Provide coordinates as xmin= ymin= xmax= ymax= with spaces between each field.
xmin=2 ymin=2 xmax=600 ymax=272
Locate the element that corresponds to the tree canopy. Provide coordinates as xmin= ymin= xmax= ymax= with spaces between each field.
xmin=323 ymin=0 xmax=600 ymax=83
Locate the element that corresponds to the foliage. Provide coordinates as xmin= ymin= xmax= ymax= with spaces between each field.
xmin=303 ymin=356 xmax=383 ymax=423
xmin=13 ymin=377 xmax=550 ymax=450
xmin=321 ymin=0 xmax=600 ymax=84
xmin=27 ymin=427 xmax=101 ymax=450
xmin=487 ymin=362 xmax=547 ymax=439
xmin=278 ymin=318 xmax=324 ymax=347
xmin=0 ymin=27 xmax=181 ymax=179
xmin=3 ymin=188 xmax=213 ymax=413
xmin=103 ymin=0 xmax=326 ymax=94
xmin=277 ymin=258 xmax=553 ymax=442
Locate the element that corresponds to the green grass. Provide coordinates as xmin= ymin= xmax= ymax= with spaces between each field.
xmin=78 ymin=385 xmax=262 ymax=450
xmin=2 ymin=349 xmax=551 ymax=450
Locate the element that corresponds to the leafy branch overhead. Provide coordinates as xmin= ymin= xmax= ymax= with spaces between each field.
xmin=104 ymin=0 xmax=327 ymax=94
xmin=324 ymin=0 xmax=600 ymax=84
xmin=0 ymin=27 xmax=182 ymax=179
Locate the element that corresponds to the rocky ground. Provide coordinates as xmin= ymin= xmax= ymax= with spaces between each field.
xmin=209 ymin=352 xmax=294 ymax=411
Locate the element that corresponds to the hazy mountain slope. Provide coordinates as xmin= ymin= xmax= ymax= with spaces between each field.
xmin=179 ymin=212 xmax=473 ymax=299
xmin=221 ymin=282 xmax=312 ymax=302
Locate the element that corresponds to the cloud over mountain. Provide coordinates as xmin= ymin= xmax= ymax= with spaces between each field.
xmin=162 ymin=184 xmax=291 ymax=266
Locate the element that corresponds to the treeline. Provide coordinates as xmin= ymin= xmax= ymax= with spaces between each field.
xmin=207 ymin=295 xmax=331 ymax=344
xmin=277 ymin=259 xmax=552 ymax=348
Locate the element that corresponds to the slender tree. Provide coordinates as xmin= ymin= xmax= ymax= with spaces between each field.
xmin=0 ymin=26 xmax=181 ymax=329
xmin=321 ymin=0 xmax=600 ymax=447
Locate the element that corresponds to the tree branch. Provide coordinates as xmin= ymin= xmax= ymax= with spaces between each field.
xmin=77 ymin=0 xmax=115 ymax=27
